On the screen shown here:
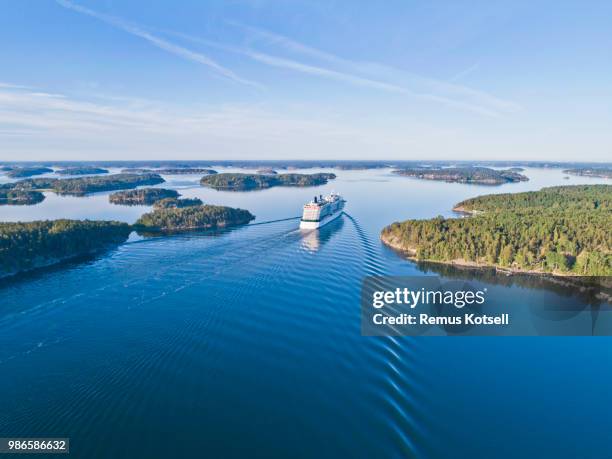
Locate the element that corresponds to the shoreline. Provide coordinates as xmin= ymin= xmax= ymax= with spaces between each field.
xmin=380 ymin=231 xmax=609 ymax=283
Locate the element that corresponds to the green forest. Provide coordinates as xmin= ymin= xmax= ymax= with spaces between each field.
xmin=0 ymin=189 xmax=45 ymax=205
xmin=135 ymin=205 xmax=255 ymax=231
xmin=57 ymin=167 xmax=109 ymax=175
xmin=153 ymin=197 xmax=203 ymax=209
xmin=8 ymin=173 xmax=164 ymax=195
xmin=6 ymin=167 xmax=53 ymax=178
xmin=393 ymin=167 xmax=528 ymax=184
xmin=381 ymin=185 xmax=611 ymax=276
xmin=0 ymin=220 xmax=132 ymax=277
xmin=200 ymin=173 xmax=336 ymax=190
xmin=109 ymin=188 xmax=179 ymax=205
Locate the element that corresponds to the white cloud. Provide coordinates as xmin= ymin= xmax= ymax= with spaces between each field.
xmin=1 ymin=84 xmax=437 ymax=159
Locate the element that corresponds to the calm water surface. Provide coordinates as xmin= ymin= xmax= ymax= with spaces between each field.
xmin=0 ymin=168 xmax=610 ymax=458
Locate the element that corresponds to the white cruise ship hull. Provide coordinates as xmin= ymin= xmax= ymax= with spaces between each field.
xmin=300 ymin=208 xmax=343 ymax=230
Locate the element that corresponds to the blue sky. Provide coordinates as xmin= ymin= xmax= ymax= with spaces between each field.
xmin=1 ymin=0 xmax=611 ymax=161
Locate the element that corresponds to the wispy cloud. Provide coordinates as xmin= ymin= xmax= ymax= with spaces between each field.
xmin=0 ymin=84 xmax=457 ymax=159
xmin=225 ymin=23 xmax=520 ymax=116
xmin=55 ymin=0 xmax=261 ymax=89
xmin=170 ymin=31 xmax=503 ymax=117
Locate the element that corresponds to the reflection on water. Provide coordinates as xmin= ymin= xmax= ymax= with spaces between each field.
xmin=415 ymin=260 xmax=611 ymax=306
xmin=299 ymin=216 xmax=344 ymax=252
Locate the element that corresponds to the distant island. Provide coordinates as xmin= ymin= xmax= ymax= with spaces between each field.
xmin=200 ymin=173 xmax=336 ymax=190
xmin=121 ymin=168 xmax=217 ymax=175
xmin=57 ymin=167 xmax=109 ymax=176
xmin=381 ymin=185 xmax=611 ymax=277
xmin=0 ymin=201 xmax=253 ymax=277
xmin=0 ymin=220 xmax=132 ymax=279
xmin=160 ymin=168 xmax=217 ymax=175
xmin=393 ymin=167 xmax=528 ymax=185
xmin=256 ymin=169 xmax=277 ymax=175
xmin=563 ymin=168 xmax=612 ymax=179
xmin=153 ymin=197 xmax=203 ymax=209
xmin=135 ymin=205 xmax=255 ymax=232
xmin=7 ymin=173 xmax=164 ymax=196
xmin=6 ymin=167 xmax=54 ymax=178
xmin=0 ymin=189 xmax=45 ymax=205
xmin=109 ymin=188 xmax=179 ymax=206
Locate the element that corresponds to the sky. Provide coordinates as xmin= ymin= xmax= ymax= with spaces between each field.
xmin=1 ymin=0 xmax=611 ymax=161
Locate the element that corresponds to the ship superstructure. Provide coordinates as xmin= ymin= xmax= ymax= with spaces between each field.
xmin=299 ymin=192 xmax=345 ymax=230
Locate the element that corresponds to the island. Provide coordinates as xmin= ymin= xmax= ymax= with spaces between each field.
xmin=8 ymin=173 xmax=164 ymax=196
xmin=381 ymin=185 xmax=611 ymax=277
xmin=109 ymin=188 xmax=179 ymax=206
xmin=0 ymin=220 xmax=132 ymax=279
xmin=159 ymin=168 xmax=217 ymax=175
xmin=57 ymin=167 xmax=109 ymax=175
xmin=120 ymin=168 xmax=217 ymax=175
xmin=134 ymin=205 xmax=255 ymax=232
xmin=121 ymin=168 xmax=154 ymax=173
xmin=200 ymin=173 xmax=336 ymax=190
xmin=563 ymin=168 xmax=612 ymax=179
xmin=392 ymin=167 xmax=528 ymax=185
xmin=7 ymin=167 xmax=54 ymax=178
xmin=256 ymin=169 xmax=278 ymax=175
xmin=0 ymin=189 xmax=45 ymax=205
xmin=153 ymin=197 xmax=203 ymax=209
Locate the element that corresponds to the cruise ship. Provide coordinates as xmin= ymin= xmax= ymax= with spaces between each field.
xmin=299 ymin=192 xmax=346 ymax=230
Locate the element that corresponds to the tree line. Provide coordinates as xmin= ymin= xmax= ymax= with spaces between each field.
xmin=382 ymin=185 xmax=611 ymax=276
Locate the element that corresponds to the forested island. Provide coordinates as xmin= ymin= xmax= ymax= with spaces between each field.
xmin=153 ymin=197 xmax=203 ymax=209
xmin=135 ymin=205 xmax=254 ymax=232
xmin=563 ymin=168 xmax=612 ymax=179
xmin=57 ymin=167 xmax=109 ymax=175
xmin=393 ymin=167 xmax=528 ymax=185
xmin=6 ymin=167 xmax=53 ymax=178
xmin=0 ymin=201 xmax=252 ymax=277
xmin=381 ymin=185 xmax=611 ymax=277
xmin=200 ymin=173 xmax=336 ymax=190
xmin=121 ymin=168 xmax=217 ymax=175
xmin=0 ymin=189 xmax=45 ymax=205
xmin=0 ymin=220 xmax=132 ymax=278
xmin=109 ymin=188 xmax=179 ymax=205
xmin=160 ymin=168 xmax=217 ymax=175
xmin=7 ymin=173 xmax=164 ymax=196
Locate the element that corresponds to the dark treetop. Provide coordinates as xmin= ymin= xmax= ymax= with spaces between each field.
xmin=109 ymin=188 xmax=179 ymax=206
xmin=0 ymin=189 xmax=45 ymax=206
xmin=7 ymin=173 xmax=164 ymax=196
xmin=393 ymin=167 xmax=528 ymax=185
xmin=0 ymin=220 xmax=132 ymax=278
xmin=200 ymin=173 xmax=336 ymax=190
xmin=56 ymin=167 xmax=109 ymax=176
xmin=153 ymin=197 xmax=203 ymax=209
xmin=135 ymin=205 xmax=255 ymax=232
xmin=381 ymin=185 xmax=612 ymax=276
xmin=6 ymin=167 xmax=54 ymax=178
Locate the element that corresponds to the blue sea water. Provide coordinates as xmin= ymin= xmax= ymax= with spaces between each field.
xmin=0 ymin=168 xmax=610 ymax=458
